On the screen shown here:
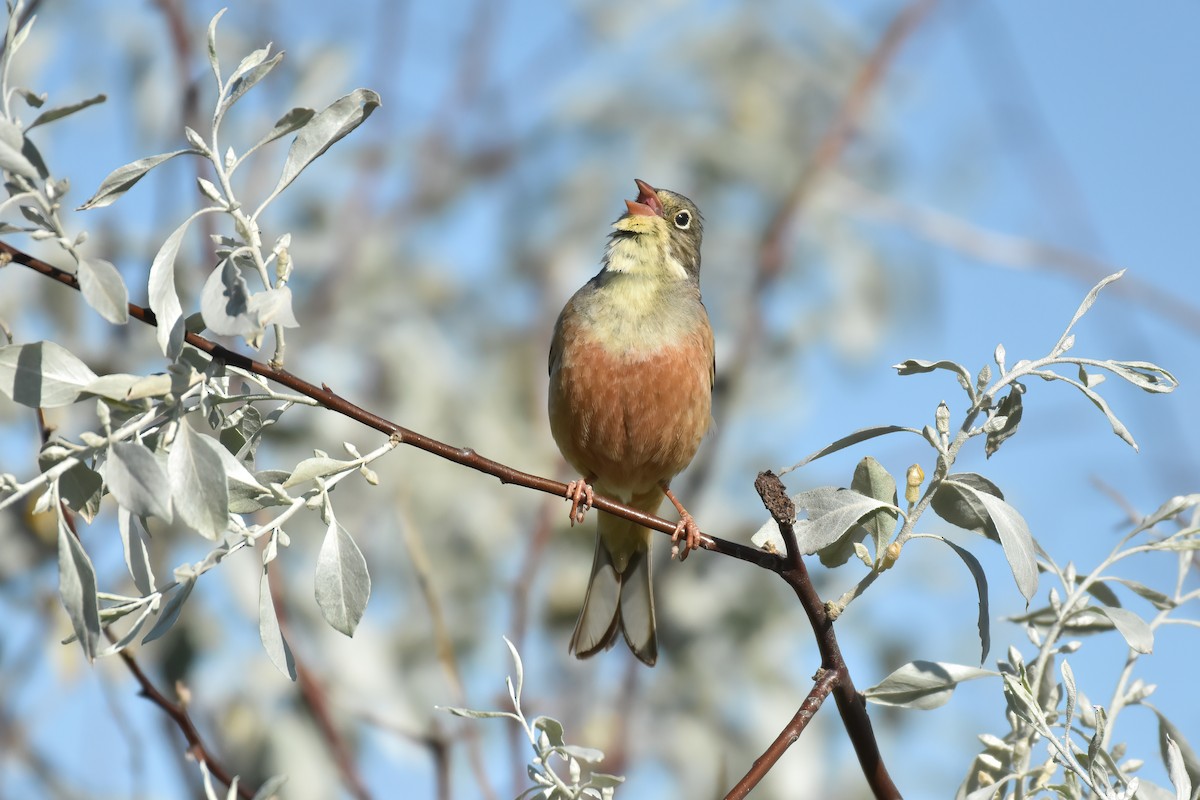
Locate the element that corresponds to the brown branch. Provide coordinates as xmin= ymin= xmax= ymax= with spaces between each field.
xmin=115 ymin=644 xmax=257 ymax=800
xmin=725 ymin=667 xmax=839 ymax=799
xmin=731 ymin=472 xmax=901 ymax=799
xmin=1 ymin=239 xmax=781 ymax=573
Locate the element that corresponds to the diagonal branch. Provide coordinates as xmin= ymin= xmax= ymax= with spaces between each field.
xmin=0 ymin=239 xmax=781 ymax=573
xmin=737 ymin=472 xmax=901 ymax=799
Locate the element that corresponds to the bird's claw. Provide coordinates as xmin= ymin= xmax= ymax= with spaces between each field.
xmin=670 ymin=512 xmax=700 ymax=561
xmin=565 ymin=480 xmax=594 ymax=526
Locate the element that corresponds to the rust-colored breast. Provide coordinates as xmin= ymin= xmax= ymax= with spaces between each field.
xmin=549 ymin=304 xmax=713 ymax=503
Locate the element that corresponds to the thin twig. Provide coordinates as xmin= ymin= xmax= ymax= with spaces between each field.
xmin=116 ymin=645 xmax=257 ymax=800
xmin=725 ymin=668 xmax=839 ymax=799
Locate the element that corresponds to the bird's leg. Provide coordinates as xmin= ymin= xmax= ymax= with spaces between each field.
xmin=564 ymin=478 xmax=595 ymax=526
xmin=662 ymin=485 xmax=700 ymax=561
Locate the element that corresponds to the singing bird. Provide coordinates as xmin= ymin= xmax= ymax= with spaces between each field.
xmin=548 ymin=178 xmax=714 ymax=666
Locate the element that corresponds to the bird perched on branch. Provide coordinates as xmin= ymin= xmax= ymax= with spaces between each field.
xmin=548 ymin=178 xmax=714 ymax=666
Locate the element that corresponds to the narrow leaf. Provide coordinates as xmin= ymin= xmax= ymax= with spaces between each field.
xmin=268 ymin=89 xmax=380 ymax=200
xmin=259 ymin=567 xmax=296 ymax=680
xmin=148 ymin=216 xmax=195 ymax=359
xmin=27 ymin=93 xmax=106 ymax=130
xmin=947 ymin=479 xmax=1038 ymax=601
xmin=118 ymin=507 xmax=155 ymax=596
xmin=79 ymin=149 xmax=196 ymax=210
xmin=142 ymin=577 xmax=195 ymax=644
xmin=930 ymin=473 xmax=1003 ymax=536
xmin=314 ymin=521 xmax=371 ymax=636
xmin=1091 ymin=605 xmax=1153 ymax=653
xmin=1165 ymin=736 xmax=1192 ymax=800
xmin=220 ymin=50 xmax=282 ymax=119
xmin=894 ymin=358 xmax=974 ymax=392
xmin=917 ymin=534 xmax=990 ymax=664
xmin=247 ymin=107 xmax=315 ymax=155
xmin=864 ymin=660 xmax=996 ymax=709
xmin=107 ymin=442 xmax=173 ymax=522
xmin=283 ymin=455 xmax=357 ymax=488
xmin=205 ymin=9 xmax=226 ymax=87
xmin=1150 ymin=706 xmax=1200 ymax=795
xmin=1054 ymin=270 xmax=1125 ymax=354
xmin=0 ymin=118 xmax=38 ymax=178
xmin=77 ymin=257 xmax=130 ymax=324
xmin=780 ymin=425 xmax=920 ymax=474
xmin=168 ymin=422 xmax=229 ymax=540
xmin=0 ymin=341 xmax=99 ymax=407
xmin=58 ymin=519 xmax=101 ymax=661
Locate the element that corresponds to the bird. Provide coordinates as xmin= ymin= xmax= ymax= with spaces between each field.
xmin=548 ymin=178 xmax=714 ymax=666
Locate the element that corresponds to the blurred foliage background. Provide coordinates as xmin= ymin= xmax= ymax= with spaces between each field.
xmin=1 ymin=1 xmax=1197 ymax=798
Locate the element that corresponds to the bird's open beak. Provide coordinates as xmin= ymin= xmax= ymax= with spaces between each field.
xmin=624 ymin=178 xmax=664 ymax=218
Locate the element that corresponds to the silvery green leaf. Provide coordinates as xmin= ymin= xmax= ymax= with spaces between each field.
xmin=118 ymin=507 xmax=155 ymax=596
xmin=1132 ymin=494 xmax=1200 ymax=535
xmin=1150 ymin=707 xmax=1200 ymax=795
xmin=16 ymin=88 xmax=46 ymax=107
xmin=1054 ymin=270 xmax=1124 ymax=354
xmin=26 ymin=93 xmax=106 ymax=131
xmin=247 ymin=107 xmax=315 ymax=155
xmin=1103 ymin=360 xmax=1178 ymax=394
xmin=945 ymin=479 xmax=1037 ymax=601
xmin=57 ymin=462 xmax=103 ymax=523
xmin=0 ymin=341 xmax=99 ymax=407
xmin=79 ymin=149 xmax=197 ymax=210
xmin=532 ymin=716 xmax=565 ymax=748
xmin=0 ymin=118 xmax=39 ymax=178
xmin=504 ymin=635 xmax=524 ymax=703
xmin=440 ymin=706 xmax=520 ymax=721
xmin=77 ymin=257 xmax=129 ymax=324
xmin=1046 ymin=371 xmax=1138 ymax=450
xmin=283 ymin=455 xmax=357 ymax=488
xmin=1105 ymin=578 xmax=1175 ymax=611
xmin=851 ymin=456 xmax=898 ymax=560
xmin=249 ymin=775 xmax=287 ymax=800
xmin=985 ymin=386 xmax=1023 ymax=458
xmin=894 ymin=358 xmax=974 ymax=393
xmin=83 ymin=372 xmax=174 ymax=402
xmin=864 ymin=660 xmax=996 ymax=709
xmin=1165 ymin=736 xmax=1191 ymax=800
xmin=206 ymin=8 xmax=225 ymax=86
xmin=792 ymin=487 xmax=900 ymax=554
xmin=268 ymin=88 xmax=381 ymax=201
xmin=107 ymin=441 xmax=173 ymax=522
xmin=314 ymin=521 xmax=371 ymax=636
xmin=930 ymin=473 xmax=1003 ymax=535
xmin=168 ymin=423 xmax=229 ymax=540
xmin=1090 ymin=605 xmax=1153 ymax=653
xmin=58 ymin=517 xmax=101 ymax=661
xmin=148 ymin=216 xmax=195 ymax=359
xmin=561 ymin=744 xmax=605 ymax=765
xmin=97 ymin=601 xmax=158 ymax=656
xmin=918 ymin=534 xmax=990 ymax=664
xmin=994 ymin=343 xmax=1007 ymax=373
xmin=259 ymin=568 xmax=296 ymax=680
xmin=141 ymin=577 xmax=194 ymax=644
xmin=201 ymin=262 xmax=299 ymax=346
xmin=1062 ymin=660 xmax=1077 ymax=735
xmin=220 ymin=49 xmax=283 ymax=120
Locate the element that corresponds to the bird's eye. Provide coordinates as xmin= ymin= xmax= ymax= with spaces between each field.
xmin=674 ymin=210 xmax=691 ymax=229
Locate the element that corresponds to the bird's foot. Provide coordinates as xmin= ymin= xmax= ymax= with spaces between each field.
xmin=670 ymin=512 xmax=700 ymax=561
xmin=663 ymin=485 xmax=700 ymax=561
xmin=564 ymin=479 xmax=594 ymax=526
